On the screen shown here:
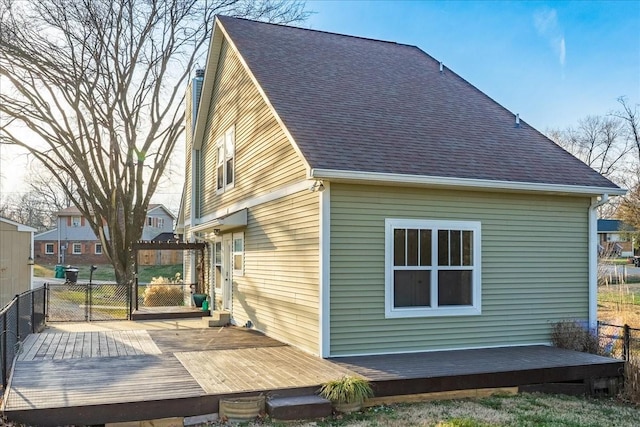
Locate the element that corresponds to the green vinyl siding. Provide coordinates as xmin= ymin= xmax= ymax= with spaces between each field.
xmin=329 ymin=183 xmax=590 ymax=356
xmin=232 ymin=189 xmax=320 ymax=355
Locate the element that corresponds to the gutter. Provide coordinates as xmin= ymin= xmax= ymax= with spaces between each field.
xmin=589 ymin=194 xmax=609 ymax=331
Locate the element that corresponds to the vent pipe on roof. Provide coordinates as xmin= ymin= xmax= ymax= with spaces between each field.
xmin=439 ymin=62 xmax=443 ymax=73
xmin=515 ymin=113 xmax=520 ymax=127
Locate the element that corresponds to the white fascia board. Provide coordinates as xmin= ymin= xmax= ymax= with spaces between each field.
xmin=216 ymin=18 xmax=312 ymax=174
xmin=310 ymin=168 xmax=627 ymax=197
xmin=192 ymin=20 xmax=224 ymax=151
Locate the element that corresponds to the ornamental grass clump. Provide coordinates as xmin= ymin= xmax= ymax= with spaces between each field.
xmin=319 ymin=375 xmax=373 ymax=407
xmin=623 ymin=358 xmax=640 ymax=404
xmin=143 ymin=273 xmax=184 ymax=307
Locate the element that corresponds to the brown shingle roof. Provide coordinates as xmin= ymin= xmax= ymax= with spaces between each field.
xmin=217 ymin=16 xmax=620 ymax=191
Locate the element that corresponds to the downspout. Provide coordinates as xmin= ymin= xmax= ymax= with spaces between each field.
xmin=589 ymin=194 xmax=608 ymax=331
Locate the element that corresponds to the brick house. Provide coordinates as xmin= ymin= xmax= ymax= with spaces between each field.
xmin=34 ymin=204 xmax=176 ymax=265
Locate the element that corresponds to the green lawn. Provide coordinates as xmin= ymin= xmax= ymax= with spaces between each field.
xmin=35 ymin=263 xmax=183 ymax=283
xmin=232 ymin=393 xmax=640 ymax=427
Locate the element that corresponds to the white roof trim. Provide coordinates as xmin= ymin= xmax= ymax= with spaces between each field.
xmin=310 ymin=168 xmax=627 ymax=196
xmin=190 ymin=209 xmax=248 ymax=233
xmin=0 ymin=217 xmax=38 ymax=232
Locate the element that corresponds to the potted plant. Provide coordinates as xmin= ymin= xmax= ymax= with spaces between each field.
xmin=319 ymin=375 xmax=374 ymax=413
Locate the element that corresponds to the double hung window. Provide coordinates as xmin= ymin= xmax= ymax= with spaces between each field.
xmin=216 ymin=126 xmax=235 ymax=192
xmin=385 ymin=219 xmax=481 ymax=318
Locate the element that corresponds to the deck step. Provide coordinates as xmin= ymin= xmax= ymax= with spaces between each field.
xmin=267 ymin=395 xmax=332 ymax=421
xmin=208 ymin=310 xmax=231 ymax=327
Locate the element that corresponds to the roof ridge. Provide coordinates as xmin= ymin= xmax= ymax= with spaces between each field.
xmin=217 ymin=15 xmax=418 ymax=49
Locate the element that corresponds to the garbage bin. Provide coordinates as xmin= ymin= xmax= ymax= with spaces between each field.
xmin=65 ymin=266 xmax=79 ymax=282
xmin=55 ymin=265 xmax=65 ymax=279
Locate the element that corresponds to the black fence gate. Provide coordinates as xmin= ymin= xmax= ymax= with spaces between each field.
xmin=46 ymin=282 xmax=130 ymax=322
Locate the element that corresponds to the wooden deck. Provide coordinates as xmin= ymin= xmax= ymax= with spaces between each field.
xmin=2 ymin=325 xmax=625 ymax=427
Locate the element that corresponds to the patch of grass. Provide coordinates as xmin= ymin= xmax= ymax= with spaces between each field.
xmin=224 ymin=393 xmax=640 ymax=427
xmin=35 ymin=263 xmax=183 ymax=283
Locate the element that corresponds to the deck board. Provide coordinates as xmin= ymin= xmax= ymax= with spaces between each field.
xmin=174 ymin=346 xmax=357 ymax=395
xmin=17 ymin=331 xmax=161 ymax=361
xmin=4 ymin=354 xmax=204 ymax=410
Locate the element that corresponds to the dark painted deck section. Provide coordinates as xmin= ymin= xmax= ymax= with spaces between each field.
xmin=2 ymin=326 xmax=625 ymax=427
xmin=331 ymin=346 xmax=624 ymax=397
xmin=131 ymin=306 xmax=210 ymax=320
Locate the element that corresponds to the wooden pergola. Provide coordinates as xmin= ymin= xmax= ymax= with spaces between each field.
xmin=131 ymin=241 xmax=207 ymax=314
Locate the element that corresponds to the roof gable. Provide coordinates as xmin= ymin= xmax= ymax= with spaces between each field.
xmin=215 ymin=16 xmax=621 ymax=193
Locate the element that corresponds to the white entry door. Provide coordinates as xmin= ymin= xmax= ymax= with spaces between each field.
xmin=222 ymin=234 xmax=233 ymax=310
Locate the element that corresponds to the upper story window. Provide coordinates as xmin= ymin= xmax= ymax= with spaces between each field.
xmin=385 ymin=219 xmax=481 ymax=318
xmin=216 ymin=126 xmax=235 ymax=193
xmin=147 ymin=217 xmax=164 ymax=228
xmin=71 ymin=216 xmax=82 ymax=227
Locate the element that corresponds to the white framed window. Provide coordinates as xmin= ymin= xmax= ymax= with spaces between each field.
xmin=385 ymin=219 xmax=481 ymax=318
xmin=146 ymin=217 xmax=164 ymax=228
xmin=95 ymin=243 xmax=103 ymax=254
xmin=45 ymin=243 xmax=54 ymax=254
xmin=214 ymin=240 xmax=222 ymax=289
xmin=71 ymin=216 xmax=81 ymax=227
xmin=72 ymin=243 xmax=82 ymax=254
xmin=216 ymin=126 xmax=235 ymax=193
xmin=232 ymin=232 xmax=244 ymax=277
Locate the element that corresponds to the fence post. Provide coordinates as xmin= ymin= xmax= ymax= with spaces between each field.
xmin=85 ymin=284 xmax=89 ymax=322
xmin=623 ymin=324 xmax=631 ymax=361
xmin=31 ymin=290 xmax=35 ymax=334
xmin=45 ymin=283 xmax=49 ymax=321
xmin=2 ymin=310 xmax=6 ymax=388
xmin=15 ymin=294 xmax=20 ymax=341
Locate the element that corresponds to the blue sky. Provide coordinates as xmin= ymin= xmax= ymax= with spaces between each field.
xmin=305 ymin=0 xmax=640 ymax=131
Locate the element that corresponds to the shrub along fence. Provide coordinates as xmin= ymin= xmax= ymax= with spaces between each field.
xmin=0 ymin=286 xmax=46 ymax=387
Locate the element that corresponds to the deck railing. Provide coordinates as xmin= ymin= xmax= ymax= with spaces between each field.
xmin=0 ymin=286 xmax=46 ymax=387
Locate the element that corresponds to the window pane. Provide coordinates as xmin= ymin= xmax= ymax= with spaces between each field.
xmin=225 ymin=134 xmax=234 ymax=157
xmin=438 ymin=230 xmax=449 ymax=266
xmin=233 ymin=238 xmax=243 ymax=252
xmin=393 ymin=229 xmax=405 ymax=266
xmin=450 ymin=230 xmax=461 ymax=266
xmin=394 ymin=270 xmax=430 ymax=307
xmin=234 ymin=254 xmax=243 ymax=271
xmin=463 ymin=231 xmax=473 ymax=266
xmin=438 ymin=270 xmax=472 ymax=305
xmin=420 ymin=229 xmax=431 ymax=266
xmin=218 ymin=165 xmax=224 ymax=189
xmin=407 ymin=229 xmax=418 ymax=266
xmin=226 ymin=158 xmax=234 ymax=184
xmin=215 ymin=242 xmax=222 ymax=265
xmin=217 ymin=145 xmax=224 ymax=165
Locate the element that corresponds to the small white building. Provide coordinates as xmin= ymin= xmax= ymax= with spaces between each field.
xmin=0 ymin=217 xmax=37 ymax=307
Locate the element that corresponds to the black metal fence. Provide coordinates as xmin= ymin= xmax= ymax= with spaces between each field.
xmin=598 ymin=321 xmax=640 ymax=361
xmin=46 ymin=282 xmax=130 ymax=322
xmin=0 ymin=287 xmax=46 ymax=387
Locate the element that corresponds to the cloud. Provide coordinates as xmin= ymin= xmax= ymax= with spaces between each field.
xmin=533 ymin=8 xmax=566 ymax=69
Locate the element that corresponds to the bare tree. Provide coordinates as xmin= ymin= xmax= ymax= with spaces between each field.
xmin=0 ymin=191 xmax=53 ymax=231
xmin=547 ymin=115 xmax=631 ymax=183
xmin=0 ymin=0 xmax=308 ymax=284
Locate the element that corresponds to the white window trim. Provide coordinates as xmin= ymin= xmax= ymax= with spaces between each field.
xmin=232 ymin=232 xmax=244 ymax=277
xmin=216 ymin=126 xmax=235 ymax=194
xmin=72 ymin=243 xmax=82 ymax=254
xmin=45 ymin=243 xmax=54 ymax=254
xmin=95 ymin=243 xmax=103 ymax=255
xmin=384 ymin=218 xmax=482 ymax=318
xmin=72 ymin=216 xmax=81 ymax=227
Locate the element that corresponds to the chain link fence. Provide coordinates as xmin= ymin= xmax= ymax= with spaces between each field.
xmin=598 ymin=321 xmax=639 ymax=361
xmin=46 ymin=282 xmax=129 ymax=322
xmin=0 ymin=287 xmax=46 ymax=387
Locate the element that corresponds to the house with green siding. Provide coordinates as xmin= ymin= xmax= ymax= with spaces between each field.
xmin=177 ymin=16 xmax=625 ymax=358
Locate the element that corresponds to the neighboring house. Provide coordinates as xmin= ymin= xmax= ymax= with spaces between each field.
xmin=177 ymin=16 xmax=624 ymax=358
xmin=34 ymin=204 xmax=176 ymax=265
xmin=0 ymin=217 xmax=37 ymax=306
xmin=598 ymin=219 xmax=635 ymax=257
